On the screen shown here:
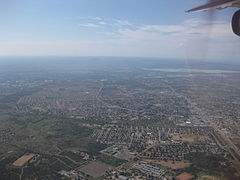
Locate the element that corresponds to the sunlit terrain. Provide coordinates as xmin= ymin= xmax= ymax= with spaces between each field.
xmin=0 ymin=57 xmax=240 ymax=179
xmin=1 ymin=0 xmax=240 ymax=179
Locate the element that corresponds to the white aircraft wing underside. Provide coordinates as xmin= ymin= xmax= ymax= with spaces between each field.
xmin=186 ymin=0 xmax=240 ymax=12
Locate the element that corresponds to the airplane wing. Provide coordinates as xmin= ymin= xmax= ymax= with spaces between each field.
xmin=186 ymin=0 xmax=240 ymax=12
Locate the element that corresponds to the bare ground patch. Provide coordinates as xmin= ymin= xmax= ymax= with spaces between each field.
xmin=176 ymin=172 xmax=193 ymax=180
xmin=145 ymin=159 xmax=191 ymax=169
xmin=172 ymin=135 xmax=195 ymax=143
xmin=80 ymin=161 xmax=112 ymax=178
xmin=201 ymin=175 xmax=219 ymax=180
xmin=115 ymin=149 xmax=135 ymax=160
xmin=12 ymin=154 xmax=36 ymax=167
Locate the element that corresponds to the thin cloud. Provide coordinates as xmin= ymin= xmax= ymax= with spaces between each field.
xmin=113 ymin=19 xmax=133 ymax=26
xmin=115 ymin=19 xmax=233 ymax=40
xmin=0 ymin=19 xmax=239 ymax=60
xmin=93 ymin=17 xmax=102 ymax=21
xmin=98 ymin=21 xmax=107 ymax=25
xmin=77 ymin=17 xmax=133 ymax=27
xmin=140 ymin=25 xmax=185 ymax=33
xmin=79 ymin=23 xmax=99 ymax=28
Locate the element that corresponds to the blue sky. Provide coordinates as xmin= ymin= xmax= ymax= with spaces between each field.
xmin=0 ymin=0 xmax=239 ymax=60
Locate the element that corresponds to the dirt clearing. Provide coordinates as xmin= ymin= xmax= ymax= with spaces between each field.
xmin=201 ymin=175 xmax=219 ymax=180
xmin=176 ymin=172 xmax=192 ymax=180
xmin=12 ymin=154 xmax=35 ymax=167
xmin=80 ymin=161 xmax=112 ymax=178
xmin=172 ymin=135 xmax=195 ymax=143
xmin=145 ymin=159 xmax=191 ymax=169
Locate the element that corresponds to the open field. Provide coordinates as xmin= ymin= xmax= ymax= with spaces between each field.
xmin=12 ymin=154 xmax=36 ymax=167
xmin=144 ymin=159 xmax=191 ymax=169
xmin=172 ymin=135 xmax=195 ymax=143
xmin=176 ymin=172 xmax=193 ymax=180
xmin=115 ymin=149 xmax=135 ymax=161
xmin=80 ymin=161 xmax=112 ymax=178
xmin=201 ymin=175 xmax=219 ymax=180
xmin=172 ymin=135 xmax=210 ymax=143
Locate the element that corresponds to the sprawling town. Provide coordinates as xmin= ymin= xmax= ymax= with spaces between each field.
xmin=0 ymin=58 xmax=240 ymax=180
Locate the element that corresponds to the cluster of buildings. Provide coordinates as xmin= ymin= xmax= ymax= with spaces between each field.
xmin=93 ymin=124 xmax=226 ymax=162
xmin=0 ymin=127 xmax=15 ymax=144
xmin=132 ymin=161 xmax=166 ymax=179
xmin=142 ymin=141 xmax=224 ymax=161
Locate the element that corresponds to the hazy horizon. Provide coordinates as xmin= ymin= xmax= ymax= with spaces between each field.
xmin=0 ymin=0 xmax=239 ymax=60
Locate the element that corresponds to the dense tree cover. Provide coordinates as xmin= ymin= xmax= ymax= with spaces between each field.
xmin=185 ymin=152 xmax=238 ymax=179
